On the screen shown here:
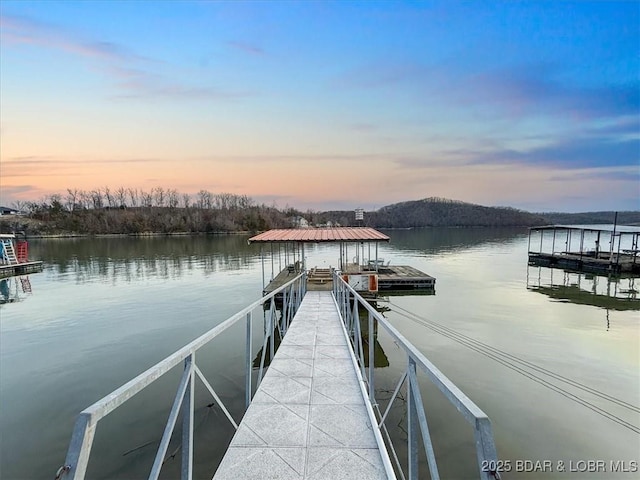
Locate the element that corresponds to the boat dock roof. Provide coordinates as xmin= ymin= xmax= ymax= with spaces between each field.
xmin=249 ymin=227 xmax=390 ymax=243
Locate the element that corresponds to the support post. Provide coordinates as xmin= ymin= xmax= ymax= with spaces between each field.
xmin=181 ymin=355 xmax=194 ymax=480
xmin=245 ymin=312 xmax=252 ymax=408
xmin=408 ymin=359 xmax=419 ymax=479
xmin=368 ymin=311 xmax=374 ymax=400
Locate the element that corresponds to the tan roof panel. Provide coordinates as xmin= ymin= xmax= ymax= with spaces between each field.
xmin=248 ymin=227 xmax=390 ymax=243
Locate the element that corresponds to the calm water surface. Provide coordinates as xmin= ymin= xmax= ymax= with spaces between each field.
xmin=0 ymin=229 xmax=638 ymax=479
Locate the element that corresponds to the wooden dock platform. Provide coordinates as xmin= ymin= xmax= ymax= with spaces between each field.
xmin=377 ymin=265 xmax=435 ymax=290
xmin=0 ymin=261 xmax=43 ymax=279
xmin=264 ymin=265 xmax=436 ymax=297
xmin=213 ymin=291 xmax=391 ymax=480
xmin=343 ymin=264 xmax=436 ymax=291
xmin=528 ymin=252 xmax=639 ymax=275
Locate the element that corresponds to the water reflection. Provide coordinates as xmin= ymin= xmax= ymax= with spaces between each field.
xmin=527 ymin=265 xmax=639 ymax=331
xmin=384 ymin=226 xmax=528 ymax=255
xmin=0 ymin=276 xmax=33 ymax=304
xmin=30 ymin=235 xmax=259 ymax=283
xmin=527 ymin=266 xmax=639 ymax=310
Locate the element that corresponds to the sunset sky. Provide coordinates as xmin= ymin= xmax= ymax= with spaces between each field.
xmin=1 ymin=1 xmax=638 ymax=212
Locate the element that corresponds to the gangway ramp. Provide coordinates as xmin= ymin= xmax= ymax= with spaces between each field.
xmin=213 ymin=291 xmax=392 ymax=479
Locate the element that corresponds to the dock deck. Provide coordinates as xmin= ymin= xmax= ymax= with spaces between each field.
xmin=213 ymin=291 xmax=390 ymax=480
xmin=264 ymin=265 xmax=436 ymax=297
xmin=528 ymin=252 xmax=639 ymax=275
xmin=376 ymin=265 xmax=435 ymax=290
xmin=0 ymin=261 xmax=43 ymax=279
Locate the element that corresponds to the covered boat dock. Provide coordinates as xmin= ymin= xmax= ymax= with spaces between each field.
xmin=528 ymin=225 xmax=640 ymax=275
xmin=248 ymin=227 xmax=435 ymax=296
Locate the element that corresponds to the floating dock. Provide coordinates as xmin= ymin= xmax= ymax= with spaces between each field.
xmin=213 ymin=291 xmax=391 ymax=479
xmin=0 ymin=261 xmax=43 ymax=279
xmin=528 ymin=225 xmax=640 ymax=275
xmin=344 ymin=264 xmax=435 ymax=291
xmin=0 ymin=233 xmax=43 ymax=279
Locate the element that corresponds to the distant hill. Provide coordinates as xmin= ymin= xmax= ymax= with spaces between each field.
xmin=319 ymin=197 xmax=547 ymax=227
xmin=540 ymin=211 xmax=640 ymax=226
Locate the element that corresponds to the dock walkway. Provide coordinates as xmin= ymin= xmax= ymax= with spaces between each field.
xmin=213 ymin=291 xmax=390 ymax=480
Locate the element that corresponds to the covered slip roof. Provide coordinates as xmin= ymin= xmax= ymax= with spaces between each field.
xmin=248 ymin=227 xmax=390 ymax=243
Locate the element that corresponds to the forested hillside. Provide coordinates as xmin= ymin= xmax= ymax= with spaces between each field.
xmin=320 ymin=198 xmax=546 ymax=227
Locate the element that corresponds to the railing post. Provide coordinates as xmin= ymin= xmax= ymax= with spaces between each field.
xmin=181 ymin=355 xmax=194 ymax=480
xmin=351 ymin=294 xmax=358 ymax=338
xmin=282 ymin=287 xmax=288 ymax=333
xmin=245 ymin=312 xmax=252 ymax=408
xmin=474 ymin=417 xmax=500 ymax=480
xmin=408 ymin=363 xmax=440 ymax=480
xmin=269 ymin=298 xmax=275 ymax=360
xmin=60 ymin=412 xmax=96 ymax=480
xmin=407 ymin=359 xmax=419 ymax=480
xmin=368 ymin=311 xmax=374 ymax=401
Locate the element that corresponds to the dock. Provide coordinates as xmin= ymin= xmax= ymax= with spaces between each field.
xmin=0 ymin=233 xmax=43 ymax=279
xmin=0 ymin=261 xmax=43 ymax=279
xmin=213 ymin=291 xmax=388 ymax=480
xmin=58 ymin=269 xmax=499 ymax=480
xmin=263 ymin=264 xmax=436 ymax=299
xmin=213 ymin=290 xmax=391 ymax=479
xmin=252 ymin=227 xmax=435 ymax=297
xmin=344 ymin=264 xmax=436 ymax=291
xmin=528 ymin=225 xmax=640 ymax=275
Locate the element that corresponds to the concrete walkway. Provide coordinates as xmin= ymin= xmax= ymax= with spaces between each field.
xmin=213 ymin=291 xmax=391 ymax=480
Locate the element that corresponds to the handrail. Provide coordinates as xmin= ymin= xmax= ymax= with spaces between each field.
xmin=332 ymin=272 xmax=500 ymax=480
xmin=58 ymin=272 xmax=307 ymax=480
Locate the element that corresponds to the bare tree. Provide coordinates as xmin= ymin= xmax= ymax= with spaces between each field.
xmin=140 ymin=190 xmax=153 ymax=208
xmin=78 ymin=190 xmax=90 ymax=210
xmin=104 ymin=186 xmax=114 ymax=208
xmin=181 ymin=193 xmax=191 ymax=209
xmin=10 ymin=200 xmax=27 ymax=213
xmin=115 ymin=187 xmax=127 ymax=208
xmin=66 ymin=189 xmax=79 ymax=212
xmin=153 ymin=187 xmax=165 ymax=207
xmin=127 ymin=188 xmax=139 ymax=207
xmin=197 ymin=190 xmax=212 ymax=209
xmin=90 ymin=189 xmax=103 ymax=209
xmin=167 ymin=189 xmax=179 ymax=209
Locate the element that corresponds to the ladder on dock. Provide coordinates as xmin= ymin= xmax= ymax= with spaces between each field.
xmin=1 ymin=238 xmax=18 ymax=265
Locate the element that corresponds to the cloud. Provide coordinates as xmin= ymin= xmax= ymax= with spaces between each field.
xmin=227 ymin=41 xmax=265 ymax=56
xmin=3 ymin=156 xmax=169 ymax=165
xmin=0 ymin=14 xmax=143 ymax=63
xmin=333 ymin=59 xmax=638 ymax=121
xmin=471 ymin=136 xmax=638 ymax=169
xmin=548 ymin=167 xmax=640 ymax=183
xmin=0 ymin=13 xmax=247 ymax=101
xmin=461 ymin=64 xmax=639 ymax=119
xmin=0 ymin=185 xmax=35 ymax=196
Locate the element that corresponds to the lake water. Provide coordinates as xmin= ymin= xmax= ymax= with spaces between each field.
xmin=1 ymin=228 xmax=638 ymax=479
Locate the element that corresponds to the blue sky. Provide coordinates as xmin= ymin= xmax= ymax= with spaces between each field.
xmin=1 ymin=0 xmax=638 ymax=212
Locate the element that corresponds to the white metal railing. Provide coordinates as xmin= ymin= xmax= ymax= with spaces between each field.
xmin=332 ymin=272 xmax=500 ymax=480
xmin=56 ymin=273 xmax=307 ymax=480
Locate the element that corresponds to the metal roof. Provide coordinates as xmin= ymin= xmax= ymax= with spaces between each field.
xmin=530 ymin=225 xmax=640 ymax=234
xmin=248 ymin=227 xmax=390 ymax=243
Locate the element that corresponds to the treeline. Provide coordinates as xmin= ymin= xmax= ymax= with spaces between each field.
xmin=8 ymin=191 xmax=630 ymax=236
xmin=6 ymin=188 xmax=301 ymax=235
